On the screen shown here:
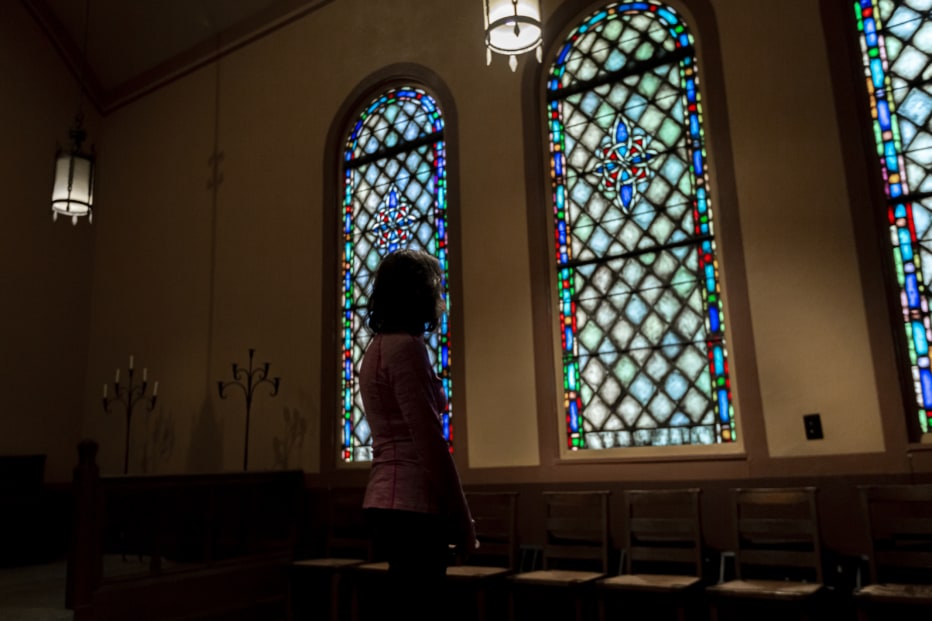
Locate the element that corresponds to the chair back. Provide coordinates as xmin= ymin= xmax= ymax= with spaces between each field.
xmin=325 ymin=488 xmax=371 ymax=560
xmin=623 ymin=488 xmax=703 ymax=578
xmin=464 ymin=491 xmax=519 ymax=569
xmin=860 ymin=484 xmax=932 ymax=585
xmin=542 ymin=490 xmax=610 ymax=573
xmin=731 ymin=487 xmax=822 ymax=584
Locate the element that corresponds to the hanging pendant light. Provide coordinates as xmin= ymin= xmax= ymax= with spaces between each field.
xmin=52 ymin=115 xmax=94 ymax=225
xmin=483 ymin=0 xmax=543 ymax=72
xmin=52 ymin=0 xmax=95 ymax=225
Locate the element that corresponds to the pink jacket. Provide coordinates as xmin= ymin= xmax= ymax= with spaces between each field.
xmin=360 ymin=333 xmax=472 ymax=542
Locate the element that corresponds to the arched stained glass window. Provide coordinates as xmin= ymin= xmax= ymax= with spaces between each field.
xmin=547 ymin=1 xmax=735 ymax=450
xmin=854 ymin=1 xmax=932 ymax=435
xmin=340 ymin=87 xmax=452 ymax=462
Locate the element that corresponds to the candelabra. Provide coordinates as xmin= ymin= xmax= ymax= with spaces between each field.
xmin=218 ymin=348 xmax=280 ymax=470
xmin=102 ymin=355 xmax=158 ymax=474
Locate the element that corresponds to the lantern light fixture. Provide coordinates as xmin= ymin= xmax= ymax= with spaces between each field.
xmin=483 ymin=0 xmax=543 ymax=72
xmin=52 ymin=0 xmax=95 ymax=225
xmin=52 ymin=117 xmax=94 ymax=225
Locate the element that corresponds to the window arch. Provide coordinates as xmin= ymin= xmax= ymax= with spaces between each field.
xmin=854 ymin=1 xmax=932 ymax=435
xmin=547 ymin=1 xmax=735 ymax=450
xmin=339 ymin=86 xmax=452 ymax=462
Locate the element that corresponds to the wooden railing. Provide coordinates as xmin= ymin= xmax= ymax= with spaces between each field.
xmin=66 ymin=440 xmax=303 ymax=621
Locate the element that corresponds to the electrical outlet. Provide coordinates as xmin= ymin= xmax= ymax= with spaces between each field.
xmin=803 ymin=413 xmax=823 ymax=440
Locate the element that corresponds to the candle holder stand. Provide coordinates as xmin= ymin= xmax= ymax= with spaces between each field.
xmin=102 ymin=358 xmax=158 ymax=474
xmin=218 ymin=348 xmax=280 ymax=470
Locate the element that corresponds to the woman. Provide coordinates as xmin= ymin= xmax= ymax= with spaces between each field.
xmin=360 ymin=249 xmax=476 ymax=617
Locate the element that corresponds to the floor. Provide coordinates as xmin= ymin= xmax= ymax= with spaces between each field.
xmin=0 ymin=556 xmax=159 ymax=621
xmin=0 ymin=560 xmax=73 ymax=621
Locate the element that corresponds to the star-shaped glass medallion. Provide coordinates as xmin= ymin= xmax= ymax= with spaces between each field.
xmin=371 ymin=185 xmax=416 ymax=253
xmin=589 ymin=116 xmax=659 ymax=212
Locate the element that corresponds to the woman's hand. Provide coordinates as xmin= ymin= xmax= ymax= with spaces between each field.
xmin=453 ymin=537 xmax=479 ymax=565
xmin=447 ymin=516 xmax=476 ymax=562
xmin=455 ymin=519 xmax=478 ymax=563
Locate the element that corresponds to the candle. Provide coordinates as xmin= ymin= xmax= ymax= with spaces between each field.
xmin=143 ymin=368 xmax=147 ymax=382
xmin=152 ymin=381 xmax=158 ymax=397
xmin=115 ymin=368 xmax=120 ymax=383
xmin=103 ymin=383 xmax=108 ymax=398
xmin=129 ymin=355 xmax=134 ymax=370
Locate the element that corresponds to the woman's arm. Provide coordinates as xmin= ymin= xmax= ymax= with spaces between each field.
xmin=387 ymin=335 xmax=475 ymax=547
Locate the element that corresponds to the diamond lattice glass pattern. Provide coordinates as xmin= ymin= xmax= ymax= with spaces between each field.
xmin=856 ymin=0 xmax=932 ymax=433
xmin=549 ymin=2 xmax=735 ymax=450
xmin=341 ymin=88 xmax=452 ymax=462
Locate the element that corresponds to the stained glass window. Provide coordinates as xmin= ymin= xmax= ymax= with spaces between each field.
xmin=340 ymin=87 xmax=452 ymax=462
xmin=854 ymin=0 xmax=932 ymax=434
xmin=547 ymin=1 xmax=735 ymax=450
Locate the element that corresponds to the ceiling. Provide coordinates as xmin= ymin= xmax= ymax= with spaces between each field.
xmin=23 ymin=0 xmax=334 ymax=114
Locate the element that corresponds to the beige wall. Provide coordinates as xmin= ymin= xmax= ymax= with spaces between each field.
xmin=3 ymin=0 xmax=916 ymax=482
xmin=0 ymin=1 xmax=97 ymax=482
xmin=714 ymin=0 xmax=886 ymax=458
xmin=83 ymin=0 xmax=546 ymax=477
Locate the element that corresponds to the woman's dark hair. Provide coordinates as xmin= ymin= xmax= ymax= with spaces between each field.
xmin=367 ymin=249 xmax=444 ymax=335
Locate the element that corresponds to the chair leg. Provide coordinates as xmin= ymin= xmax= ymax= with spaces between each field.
xmin=330 ymin=573 xmax=341 ymax=621
xmin=350 ymin=578 xmax=360 ymax=621
xmin=709 ymin=600 xmax=720 ymax=621
xmin=598 ymin=594 xmax=607 ymax=621
xmin=574 ymin=593 xmax=584 ymax=621
xmin=508 ymin=589 xmax=516 ymax=621
xmin=475 ymin=586 xmax=487 ymax=621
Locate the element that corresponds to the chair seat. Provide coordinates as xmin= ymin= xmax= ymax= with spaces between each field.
xmin=293 ymin=558 xmax=365 ymax=569
xmin=510 ymin=569 xmax=605 ymax=586
xmin=446 ymin=565 xmax=510 ymax=580
xmin=855 ymin=582 xmax=932 ymax=602
xmin=708 ymin=579 xmax=823 ymax=599
xmin=599 ymin=573 xmax=701 ymax=592
xmin=354 ymin=561 xmax=390 ymax=572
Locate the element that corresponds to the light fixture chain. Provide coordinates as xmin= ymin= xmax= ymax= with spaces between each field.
xmin=76 ymin=0 xmax=91 ymax=118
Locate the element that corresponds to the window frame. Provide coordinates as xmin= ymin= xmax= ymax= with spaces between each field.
xmin=321 ymin=66 xmax=468 ymax=473
xmin=840 ymin=0 xmax=932 ymax=443
xmin=525 ymin=0 xmax=757 ymax=463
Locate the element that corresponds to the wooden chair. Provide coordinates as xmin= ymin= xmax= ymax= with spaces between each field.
xmin=347 ymin=558 xmax=389 ymax=621
xmin=597 ymin=488 xmax=704 ymax=621
xmin=290 ymin=488 xmax=370 ymax=621
xmin=508 ymin=490 xmax=611 ymax=621
xmin=854 ymin=483 xmax=932 ymax=620
xmin=706 ymin=487 xmax=826 ymax=621
xmin=446 ymin=492 xmax=519 ymax=621
xmin=352 ymin=493 xmax=519 ymax=621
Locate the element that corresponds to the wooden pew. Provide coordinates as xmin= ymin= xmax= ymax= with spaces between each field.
xmin=66 ymin=440 xmax=303 ymax=621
